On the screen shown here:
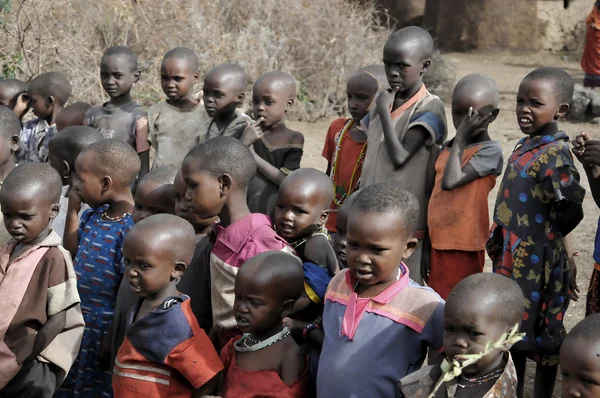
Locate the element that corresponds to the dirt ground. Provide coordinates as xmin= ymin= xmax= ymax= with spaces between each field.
xmin=290 ymin=51 xmax=597 ymax=397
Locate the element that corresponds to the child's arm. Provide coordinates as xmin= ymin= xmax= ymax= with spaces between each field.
xmin=24 ymin=310 xmax=67 ymax=363
xmin=135 ymin=117 xmax=150 ymax=179
xmin=251 ymin=133 xmax=304 ymax=186
xmin=564 ymin=233 xmax=580 ymax=301
xmin=64 ymin=187 xmax=82 ymax=258
xmin=572 ymin=133 xmax=600 ymax=206
xmin=280 ymin=341 xmax=306 ymax=386
xmin=192 ymin=373 xmax=220 ymax=397
xmin=304 ymin=235 xmax=339 ymax=275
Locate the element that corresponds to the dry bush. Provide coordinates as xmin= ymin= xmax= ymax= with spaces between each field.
xmin=0 ymin=0 xmax=455 ymax=119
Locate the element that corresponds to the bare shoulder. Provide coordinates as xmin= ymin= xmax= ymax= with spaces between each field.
xmin=287 ymin=129 xmax=305 ymax=145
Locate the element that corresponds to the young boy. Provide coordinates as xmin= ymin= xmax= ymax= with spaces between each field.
xmin=400 ymin=273 xmax=524 ymax=397
xmin=47 ymin=125 xmax=104 ymax=240
xmin=0 ymin=78 xmax=29 ymax=122
xmin=181 ymin=136 xmax=293 ymax=348
xmin=0 ymin=106 xmax=21 ymax=245
xmin=199 ymin=63 xmax=251 ymax=142
xmin=427 ymin=74 xmax=503 ymax=299
xmin=84 ymin=46 xmax=150 ymax=178
xmin=113 ymin=214 xmax=223 ymax=397
xmin=242 ymin=71 xmax=304 ymax=216
xmin=19 ymin=72 xmax=72 ymax=163
xmin=317 ymin=183 xmax=444 ymax=398
xmin=55 ymin=102 xmax=91 ymax=131
xmin=560 ymin=314 xmax=600 ymax=398
xmin=361 ymin=26 xmax=447 ymax=285
xmin=149 ymin=47 xmax=209 ymax=168
xmin=0 ymin=163 xmax=84 ymax=397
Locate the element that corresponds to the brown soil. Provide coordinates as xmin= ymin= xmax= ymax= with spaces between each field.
xmin=290 ymin=51 xmax=595 ymax=398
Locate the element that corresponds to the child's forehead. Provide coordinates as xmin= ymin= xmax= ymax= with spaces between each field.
xmin=0 ymin=185 xmax=51 ymax=206
xmin=101 ymin=55 xmax=135 ymax=72
xmin=161 ymin=57 xmax=195 ymax=73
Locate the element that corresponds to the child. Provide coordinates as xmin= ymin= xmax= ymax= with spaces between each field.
xmin=0 ymin=78 xmax=29 ymax=122
xmin=0 ymin=106 xmax=21 ymax=245
xmin=560 ymin=314 xmax=600 ymax=398
xmin=149 ymin=47 xmax=209 ymax=168
xmin=487 ymin=67 xmax=585 ymax=398
xmin=582 ymin=1 xmax=600 ymax=88
xmin=219 ymin=251 xmax=309 ymax=397
xmin=18 ymin=72 xmax=72 ymax=163
xmin=322 ymin=65 xmax=388 ymax=233
xmin=361 ymin=26 xmax=448 ymax=285
xmin=200 ymin=62 xmax=251 ymax=142
xmin=427 ymin=74 xmax=503 ymax=299
xmin=84 ymin=46 xmax=150 ymax=178
xmin=113 ymin=214 xmax=223 ymax=397
xmin=174 ymin=168 xmax=218 ymax=332
xmin=242 ymin=71 xmax=304 ymax=216
xmin=180 ymin=136 xmax=293 ymax=348
xmin=47 ymin=125 xmax=103 ymax=240
xmin=400 ymin=273 xmax=524 ymax=397
xmin=58 ymin=139 xmax=140 ymax=397
xmin=55 ymin=102 xmax=91 ymax=131
xmin=317 ymin=183 xmax=444 ymax=397
xmin=332 ymin=189 xmax=360 ymax=270
xmin=0 ymin=163 xmax=84 ymax=397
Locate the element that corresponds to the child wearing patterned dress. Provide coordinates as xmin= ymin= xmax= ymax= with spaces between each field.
xmin=317 ymin=184 xmax=444 ymax=398
xmin=219 ymin=251 xmax=309 ymax=398
xmin=113 ymin=215 xmax=223 ymax=397
xmin=57 ymin=139 xmax=140 ymax=397
xmin=322 ymin=65 xmax=388 ymax=233
xmin=487 ymin=67 xmax=585 ymax=398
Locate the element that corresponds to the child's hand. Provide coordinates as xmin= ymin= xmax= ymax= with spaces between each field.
xmin=13 ymin=93 xmax=29 ymax=118
xmin=375 ymin=87 xmax=399 ymax=116
xmin=455 ymin=106 xmax=494 ymax=140
xmin=67 ymin=186 xmax=83 ymax=214
xmin=240 ymin=117 xmax=265 ymax=147
xmin=569 ymin=254 xmax=580 ymax=301
xmin=573 ymin=132 xmax=600 ymax=168
xmin=99 ymin=331 xmax=112 ymax=368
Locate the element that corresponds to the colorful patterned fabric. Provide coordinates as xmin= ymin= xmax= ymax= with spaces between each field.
xmin=113 ymin=295 xmax=223 ymax=398
xmin=57 ymin=206 xmax=134 ymax=397
xmin=487 ymin=132 xmax=585 ymax=365
xmin=303 ymin=262 xmax=332 ymax=304
xmin=17 ymin=118 xmax=57 ymax=163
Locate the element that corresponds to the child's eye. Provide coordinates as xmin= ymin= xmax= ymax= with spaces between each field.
xmin=174 ymin=77 xmax=183 ymax=82
xmin=22 ymin=215 xmax=34 ymax=221
xmin=347 ymin=242 xmax=359 ymax=249
xmin=370 ymin=246 xmax=385 ymax=254
xmin=516 ymin=97 xmax=524 ymax=104
xmin=250 ymin=299 xmax=262 ymax=307
xmin=295 ymin=208 xmax=307 ymax=214
xmin=216 ymin=93 xmax=224 ymax=98
xmin=140 ymin=263 xmax=151 ymax=270
xmin=114 ymin=74 xmax=123 ymax=78
xmin=266 ymin=100 xmax=274 ymax=105
xmin=469 ymin=331 xmax=484 ymax=338
xmin=444 ymin=326 xmax=454 ymax=332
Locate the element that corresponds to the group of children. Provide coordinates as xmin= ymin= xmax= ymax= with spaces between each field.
xmin=0 ymin=23 xmax=598 ymax=398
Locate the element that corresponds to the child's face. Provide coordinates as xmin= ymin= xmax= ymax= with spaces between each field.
xmin=202 ymin=73 xmax=241 ymax=118
xmin=100 ymin=55 xmax=139 ymax=100
xmin=181 ymin=159 xmax=226 ymax=220
xmin=383 ymin=38 xmax=427 ymax=95
xmin=333 ymin=206 xmax=350 ymax=269
xmin=443 ymin=296 xmax=509 ymax=378
xmin=174 ymin=170 xmax=217 ymax=231
xmin=516 ymin=78 xmax=565 ymax=136
xmin=234 ymin=266 xmax=285 ymax=334
xmin=274 ymin=184 xmax=327 ymax=242
xmin=1 ymin=191 xmax=57 ymax=243
xmin=132 ymin=180 xmax=175 ymax=224
xmin=28 ymin=92 xmax=52 ymax=120
xmin=346 ymin=210 xmax=417 ymax=287
xmin=74 ymin=151 xmax=104 ymax=209
xmin=123 ymin=230 xmax=183 ymax=297
xmin=252 ymin=79 xmax=292 ymax=128
xmin=346 ymin=74 xmax=379 ymax=123
xmin=161 ymin=58 xmax=198 ymax=102
xmin=560 ymin=337 xmax=600 ymax=398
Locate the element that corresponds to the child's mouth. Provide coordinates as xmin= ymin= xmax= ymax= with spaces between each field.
xmin=518 ymin=117 xmax=533 ymax=128
xmin=236 ymin=316 xmax=250 ymax=327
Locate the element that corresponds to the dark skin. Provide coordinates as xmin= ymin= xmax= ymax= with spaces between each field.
xmin=202 ymin=67 xmax=246 ymax=132
xmin=0 ymin=86 xmax=29 ymax=121
xmin=0 ymin=132 xmax=19 ymax=183
xmin=560 ymin=337 xmax=600 ymax=398
xmin=28 ymin=91 xmax=63 ymax=126
xmin=174 ymin=170 xmax=218 ymax=235
xmin=161 ymin=57 xmax=199 ymax=111
xmin=132 ymin=180 xmax=176 ymax=224
xmin=572 ymin=132 xmax=600 ymax=206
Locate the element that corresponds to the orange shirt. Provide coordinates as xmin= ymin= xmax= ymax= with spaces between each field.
xmin=427 ymin=140 xmax=502 ymax=251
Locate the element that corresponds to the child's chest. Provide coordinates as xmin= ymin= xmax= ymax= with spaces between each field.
xmin=236 ymin=345 xmax=283 ymax=373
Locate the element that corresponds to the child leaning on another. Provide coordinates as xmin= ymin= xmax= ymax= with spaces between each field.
xmin=149 ymin=47 xmax=208 ymax=168
xmin=199 ymin=63 xmax=251 ymax=142
xmin=180 ymin=137 xmax=294 ymax=349
xmin=487 ymin=67 xmax=585 ymax=398
xmin=18 ymin=72 xmax=72 ymax=163
xmin=400 ymin=273 xmax=523 ymax=398
xmin=317 ymin=184 xmax=444 ymax=398
xmin=0 ymin=164 xmax=84 ymax=397
xmin=84 ymin=46 xmax=150 ymax=178
xmin=113 ymin=214 xmax=223 ymax=397
xmin=218 ymin=251 xmax=309 ymax=397
xmin=57 ymin=139 xmax=140 ymax=397
xmin=322 ymin=65 xmax=388 ymax=233
xmin=0 ymin=78 xmax=29 ymax=123
xmin=427 ymin=74 xmax=503 ymax=299
xmin=242 ymin=71 xmax=304 ymax=216
xmin=361 ymin=26 xmax=447 ymax=285
xmin=0 ymin=106 xmax=21 ymax=245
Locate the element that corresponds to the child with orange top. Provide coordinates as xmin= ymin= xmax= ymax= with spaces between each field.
xmin=427 ymin=74 xmax=503 ymax=299
xmin=321 ymin=65 xmax=388 ymax=233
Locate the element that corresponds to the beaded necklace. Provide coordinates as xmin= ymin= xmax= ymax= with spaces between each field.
xmin=234 ymin=326 xmax=291 ymax=352
xmin=290 ymin=225 xmax=331 ymax=250
xmin=457 ymin=367 xmax=504 ymax=388
xmin=101 ymin=210 xmax=132 ymax=222
xmin=329 ymin=120 xmax=367 ymax=207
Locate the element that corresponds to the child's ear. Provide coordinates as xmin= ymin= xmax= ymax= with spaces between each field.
xmin=133 ymin=70 xmax=141 ymax=84
xmin=100 ymin=176 xmax=112 ymax=195
xmin=171 ymin=261 xmax=186 ymax=280
xmin=193 ymin=71 xmax=200 ymax=84
xmin=280 ymin=298 xmax=296 ymax=318
xmin=62 ymin=161 xmax=71 ymax=180
xmin=556 ymin=103 xmax=570 ymax=119
xmin=46 ymin=95 xmax=55 ymax=109
xmin=286 ymin=97 xmax=295 ymax=112
xmin=490 ymin=107 xmax=500 ymax=122
xmin=421 ymin=59 xmax=431 ymax=75
xmin=236 ymin=92 xmax=245 ymax=108
xmin=218 ymin=174 xmax=232 ymax=197
xmin=319 ymin=210 xmax=329 ymax=226
xmin=402 ymin=237 xmax=419 ymax=261
xmin=9 ymin=135 xmax=19 ymax=153
xmin=49 ymin=203 xmax=60 ymax=220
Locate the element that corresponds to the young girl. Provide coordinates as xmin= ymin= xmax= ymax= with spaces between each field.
xmin=321 ymin=65 xmax=388 ymax=233
xmin=242 ymin=71 xmax=304 ymax=217
xmin=57 ymin=139 xmax=140 ymax=397
xmin=219 ymin=251 xmax=309 ymax=397
xmin=487 ymin=67 xmax=585 ymax=398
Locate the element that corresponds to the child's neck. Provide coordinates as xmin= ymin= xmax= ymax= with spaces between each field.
xmin=393 ymin=80 xmax=423 ymax=111
xmin=44 ymin=105 xmax=63 ymax=126
xmin=110 ymin=92 xmax=134 ymax=107
xmin=219 ymin=191 xmax=251 ymax=227
xmin=215 ymin=111 xmax=238 ymax=131
xmin=104 ymin=188 xmax=135 ymax=218
xmin=137 ymin=282 xmax=179 ymax=322
xmin=250 ymin=321 xmax=285 ymax=342
xmin=11 ymin=227 xmax=51 ymax=261
xmin=349 ymin=121 xmax=367 ymax=143
xmin=168 ymin=95 xmax=198 ymax=111
xmin=530 ymin=122 xmax=559 ymax=138
xmin=194 ymin=223 xmax=213 ymax=237
xmin=0 ymin=158 xmax=16 ymax=183
xmin=262 ymin=118 xmax=288 ymax=135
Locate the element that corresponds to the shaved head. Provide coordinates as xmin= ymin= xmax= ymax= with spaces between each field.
xmin=204 ymin=63 xmax=247 ymax=93
xmin=350 ymin=65 xmax=389 ymax=93
xmin=163 ymin=47 xmax=199 ymax=71
xmin=385 ymin=26 xmax=434 ymax=61
xmin=280 ymin=168 xmax=333 ymax=211
xmin=1 ymin=163 xmax=62 ymax=204
xmin=453 ymin=73 xmax=499 ymax=107
xmin=254 ymin=71 xmax=297 ymax=98
xmin=238 ymin=251 xmax=304 ymax=301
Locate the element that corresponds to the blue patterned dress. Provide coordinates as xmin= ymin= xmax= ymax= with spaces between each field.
xmin=56 ymin=205 xmax=133 ymax=398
